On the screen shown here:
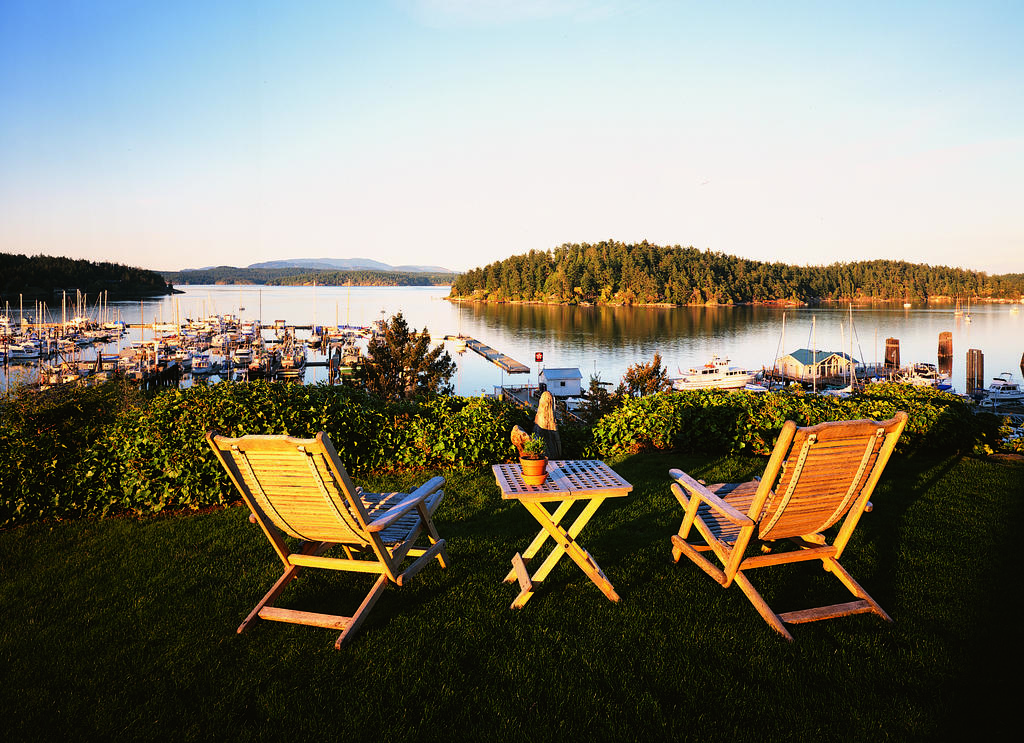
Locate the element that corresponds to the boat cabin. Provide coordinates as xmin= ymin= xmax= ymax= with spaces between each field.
xmin=539 ymin=368 xmax=583 ymax=397
xmin=775 ymin=349 xmax=858 ymax=383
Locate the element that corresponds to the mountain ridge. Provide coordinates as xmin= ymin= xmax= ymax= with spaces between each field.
xmin=240 ymin=258 xmax=453 ymax=273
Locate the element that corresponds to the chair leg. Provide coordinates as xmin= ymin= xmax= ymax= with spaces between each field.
xmin=671 ymin=535 xmax=728 ymax=585
xmin=823 ymin=557 xmax=892 ymax=623
xmin=732 ymin=570 xmax=794 ymax=642
xmin=335 ymin=574 xmax=389 ymax=649
xmin=239 ymin=564 xmax=301 ymax=634
xmin=421 ymin=513 xmax=449 ymax=569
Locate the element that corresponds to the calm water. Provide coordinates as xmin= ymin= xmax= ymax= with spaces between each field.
xmin=5 ymin=284 xmax=1023 ymax=396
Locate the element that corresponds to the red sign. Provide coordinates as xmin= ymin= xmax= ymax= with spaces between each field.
xmin=535 ymin=352 xmax=543 ymax=363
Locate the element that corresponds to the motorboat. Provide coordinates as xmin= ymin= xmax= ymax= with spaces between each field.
xmin=191 ymin=352 xmax=220 ymax=376
xmin=6 ymin=340 xmax=42 ymax=362
xmin=231 ymin=347 xmax=253 ymax=368
xmin=277 ymin=343 xmax=307 ymax=377
xmin=672 ymin=355 xmax=756 ymax=391
xmin=897 ymin=363 xmax=954 ymax=392
xmin=981 ymin=373 xmax=1024 ymax=405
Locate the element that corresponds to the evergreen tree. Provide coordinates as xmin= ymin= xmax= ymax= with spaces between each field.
xmin=354 ymin=312 xmax=456 ymax=400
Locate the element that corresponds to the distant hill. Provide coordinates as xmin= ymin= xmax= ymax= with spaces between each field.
xmin=162 ymin=265 xmax=454 ymax=288
xmin=246 ymin=258 xmax=453 ymax=273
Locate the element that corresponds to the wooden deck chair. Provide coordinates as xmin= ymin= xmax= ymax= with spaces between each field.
xmin=207 ymin=431 xmax=449 ymax=649
xmin=669 ymin=412 xmax=907 ymax=641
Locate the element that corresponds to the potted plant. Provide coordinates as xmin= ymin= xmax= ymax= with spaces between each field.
xmin=518 ymin=433 xmax=548 ymax=486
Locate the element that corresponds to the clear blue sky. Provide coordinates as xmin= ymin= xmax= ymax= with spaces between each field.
xmin=1 ymin=0 xmax=1021 ymax=274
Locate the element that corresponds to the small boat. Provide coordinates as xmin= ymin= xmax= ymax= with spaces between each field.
xmin=6 ymin=341 xmax=42 ymax=362
xmin=170 ymin=349 xmax=193 ymax=371
xmin=277 ymin=344 xmax=307 ymax=377
xmin=980 ymin=372 xmax=1024 ymax=405
xmin=191 ymin=352 xmax=220 ymax=376
xmin=672 ymin=355 xmax=756 ymax=391
xmin=246 ymin=349 xmax=280 ymax=380
xmin=897 ymin=362 xmax=954 ymax=392
xmin=231 ymin=347 xmax=253 ymax=368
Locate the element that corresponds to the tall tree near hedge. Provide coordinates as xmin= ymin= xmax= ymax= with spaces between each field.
xmin=355 ymin=312 xmax=457 ymax=400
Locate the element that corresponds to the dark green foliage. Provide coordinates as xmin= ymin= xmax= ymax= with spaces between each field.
xmin=354 ymin=312 xmax=457 ymax=400
xmin=162 ymin=265 xmax=453 ymax=286
xmin=449 ymin=240 xmax=1024 ymax=304
xmin=575 ymin=373 xmax=620 ymax=423
xmin=0 ymin=251 xmax=172 ymax=300
xmin=0 ymin=380 xmax=1002 ymax=527
xmin=591 ymin=384 xmax=999 ymax=457
xmin=0 ymin=381 xmax=532 ymax=526
xmin=0 ymin=381 xmax=139 ymax=522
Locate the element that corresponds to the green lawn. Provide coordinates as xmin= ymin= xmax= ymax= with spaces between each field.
xmin=2 ymin=452 xmax=1020 ymax=742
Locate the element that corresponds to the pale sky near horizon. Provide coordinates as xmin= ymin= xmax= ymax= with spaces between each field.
xmin=1 ymin=1 xmax=1021 ymax=274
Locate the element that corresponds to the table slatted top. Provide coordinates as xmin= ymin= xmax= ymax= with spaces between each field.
xmin=493 ymin=460 xmax=633 ymax=501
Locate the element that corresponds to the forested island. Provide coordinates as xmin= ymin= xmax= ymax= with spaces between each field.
xmin=163 ymin=266 xmax=453 ymax=287
xmin=449 ymin=241 xmax=1024 ymax=305
xmin=0 ymin=253 xmax=174 ymax=301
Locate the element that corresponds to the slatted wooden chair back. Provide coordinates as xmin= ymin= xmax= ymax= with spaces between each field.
xmin=208 ymin=432 xmax=372 ymax=545
xmin=755 ymin=412 xmax=908 ymax=542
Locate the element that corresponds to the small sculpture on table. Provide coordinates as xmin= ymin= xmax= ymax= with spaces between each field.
xmin=533 ymin=390 xmax=562 ymax=459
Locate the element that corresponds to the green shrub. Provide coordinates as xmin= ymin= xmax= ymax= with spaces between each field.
xmin=591 ymin=384 xmax=992 ymax=457
xmin=0 ymin=381 xmax=533 ymax=526
xmin=0 ymin=380 xmax=1001 ymax=527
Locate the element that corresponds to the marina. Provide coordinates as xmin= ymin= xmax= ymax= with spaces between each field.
xmin=2 ymin=286 xmax=1023 ymax=411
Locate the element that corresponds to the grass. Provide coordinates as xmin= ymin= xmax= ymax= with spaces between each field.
xmin=1 ymin=451 xmax=1021 ymax=742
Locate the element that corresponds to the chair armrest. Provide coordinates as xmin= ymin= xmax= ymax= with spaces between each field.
xmin=365 ymin=476 xmax=445 ymax=533
xmin=669 ymin=469 xmax=751 ymax=526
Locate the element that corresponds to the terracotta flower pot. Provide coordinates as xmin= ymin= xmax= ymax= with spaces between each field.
xmin=519 ymin=456 xmax=548 ymax=486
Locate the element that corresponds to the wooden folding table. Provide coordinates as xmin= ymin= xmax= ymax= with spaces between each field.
xmin=492 ymin=459 xmax=633 ymax=609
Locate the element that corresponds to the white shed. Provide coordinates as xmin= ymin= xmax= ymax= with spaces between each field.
xmin=539 ymin=368 xmax=583 ymax=397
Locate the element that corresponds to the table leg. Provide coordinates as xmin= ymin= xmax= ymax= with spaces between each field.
xmin=510 ymin=498 xmax=619 ymax=608
xmin=503 ymin=499 xmax=575 ymax=583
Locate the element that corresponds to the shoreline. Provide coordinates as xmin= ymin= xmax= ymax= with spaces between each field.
xmin=445 ymin=295 xmax=1022 ymax=309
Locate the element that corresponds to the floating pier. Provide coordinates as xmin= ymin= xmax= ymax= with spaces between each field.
xmin=457 ymin=337 xmax=530 ymax=373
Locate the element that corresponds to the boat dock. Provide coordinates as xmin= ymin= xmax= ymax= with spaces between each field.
xmin=451 ymin=336 xmax=530 ymax=374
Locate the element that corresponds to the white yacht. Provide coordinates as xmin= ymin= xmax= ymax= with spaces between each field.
xmin=672 ymin=355 xmax=756 ymax=391
xmin=980 ymin=373 xmax=1024 ymax=404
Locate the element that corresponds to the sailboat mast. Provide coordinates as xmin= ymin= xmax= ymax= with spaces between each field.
xmin=840 ymin=320 xmax=845 ymax=389
xmin=812 ymin=315 xmax=817 ymax=394
xmin=849 ymin=304 xmax=855 ymax=386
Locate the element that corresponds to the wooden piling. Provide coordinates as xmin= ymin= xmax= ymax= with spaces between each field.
xmin=885 ymin=338 xmax=900 ymax=372
xmin=966 ymin=348 xmax=984 ymax=396
xmin=938 ymin=331 xmax=953 ymax=378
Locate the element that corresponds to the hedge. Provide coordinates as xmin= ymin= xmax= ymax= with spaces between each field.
xmin=0 ymin=381 xmax=1001 ymax=527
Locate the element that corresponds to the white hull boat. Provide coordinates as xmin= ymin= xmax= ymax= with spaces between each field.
xmin=672 ymin=355 xmax=756 ymax=391
xmin=980 ymin=373 xmax=1024 ymax=405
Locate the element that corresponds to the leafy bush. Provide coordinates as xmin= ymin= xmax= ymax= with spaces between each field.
xmin=0 ymin=380 xmax=1001 ymax=527
xmin=591 ymin=384 xmax=995 ymax=457
xmin=0 ymin=382 xmax=532 ymax=526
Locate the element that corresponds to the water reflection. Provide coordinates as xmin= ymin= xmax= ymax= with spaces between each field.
xmin=3 ymin=284 xmax=1022 ymax=399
